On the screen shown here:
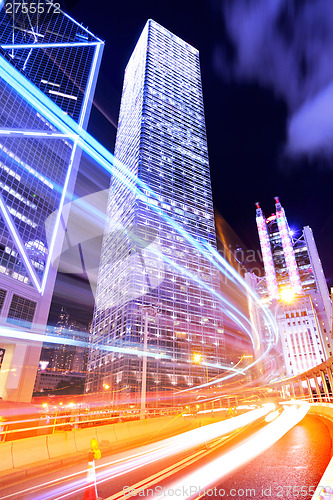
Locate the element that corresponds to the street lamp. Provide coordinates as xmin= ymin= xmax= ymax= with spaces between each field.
xmin=193 ymin=353 xmax=209 ymax=384
xmin=193 ymin=353 xmax=203 ymax=363
xmin=102 ymin=383 xmax=112 ymax=407
xmin=140 ymin=305 xmax=159 ymax=420
xmin=279 ymin=286 xmax=295 ymax=304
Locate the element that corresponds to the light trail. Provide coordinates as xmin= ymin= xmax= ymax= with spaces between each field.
xmin=155 ymin=403 xmax=310 ymax=499
xmin=0 ymin=53 xmax=278 ymax=379
xmin=1 ymin=406 xmax=274 ymax=500
xmin=174 ymin=338 xmax=278 ymax=392
xmin=0 ymin=325 xmax=246 ymax=378
xmin=0 ymin=324 xmax=167 ymax=360
xmin=200 ymin=241 xmax=278 ymax=344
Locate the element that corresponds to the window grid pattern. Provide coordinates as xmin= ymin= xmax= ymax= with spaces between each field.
xmin=0 ymin=0 xmax=98 ymax=121
xmin=0 ymin=79 xmax=73 ymax=282
xmin=0 ymin=288 xmax=7 ymax=311
xmin=0 ymin=4 xmax=101 ymax=289
xmin=7 ymin=293 xmax=36 ymax=328
xmin=87 ymin=20 xmax=225 ymax=394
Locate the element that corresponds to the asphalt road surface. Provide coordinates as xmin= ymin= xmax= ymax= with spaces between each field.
xmin=0 ymin=413 xmax=331 ymax=500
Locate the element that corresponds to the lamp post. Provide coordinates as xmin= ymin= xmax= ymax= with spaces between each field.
xmin=140 ymin=305 xmax=159 ymax=420
xmin=193 ymin=353 xmax=209 ymax=384
xmin=140 ymin=309 xmax=149 ymax=420
xmin=103 ymin=383 xmax=111 ymax=407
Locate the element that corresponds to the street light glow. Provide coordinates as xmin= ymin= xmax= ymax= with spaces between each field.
xmin=280 ymin=287 xmax=295 ymax=303
xmin=193 ymin=353 xmax=203 ymax=363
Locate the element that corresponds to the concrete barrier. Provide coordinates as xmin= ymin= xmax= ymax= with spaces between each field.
xmin=96 ymin=422 xmax=118 ymax=447
xmin=5 ymin=406 xmax=331 ymax=490
xmin=73 ymin=426 xmax=99 ymax=453
xmin=11 ymin=435 xmax=49 ymax=468
xmin=0 ymin=414 xmax=215 ymax=474
xmin=113 ymin=421 xmax=135 ymax=443
xmin=47 ymin=430 xmax=77 ymax=459
xmin=0 ymin=441 xmax=13 ymax=472
xmin=309 ymin=402 xmax=333 ymax=424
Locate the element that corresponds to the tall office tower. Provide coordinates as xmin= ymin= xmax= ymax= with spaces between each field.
xmin=86 ymin=20 xmax=224 ymax=396
xmin=255 ymin=197 xmax=332 ymax=376
xmin=0 ymin=1 xmax=103 ymax=400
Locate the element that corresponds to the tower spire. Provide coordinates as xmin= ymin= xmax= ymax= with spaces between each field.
xmin=255 ymin=203 xmax=279 ymax=300
xmin=274 ymin=197 xmax=303 ymax=295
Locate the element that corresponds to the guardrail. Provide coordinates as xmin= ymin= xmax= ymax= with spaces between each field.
xmin=0 ymin=406 xmax=182 ymax=442
xmin=0 ymin=414 xmax=211 ymax=474
xmin=5 ymin=358 xmax=333 ymax=444
xmin=268 ymin=357 xmax=333 ymax=403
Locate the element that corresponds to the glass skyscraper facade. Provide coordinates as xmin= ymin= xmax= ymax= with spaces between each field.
xmin=86 ymin=20 xmax=225 ymax=395
xmin=0 ymin=1 xmax=103 ymax=400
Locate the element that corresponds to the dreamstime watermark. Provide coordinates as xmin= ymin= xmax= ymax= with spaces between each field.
xmin=45 ymin=189 xmax=165 ymax=307
xmin=217 ymin=245 xmax=264 ymax=282
xmin=45 ymin=189 xmax=265 ymax=308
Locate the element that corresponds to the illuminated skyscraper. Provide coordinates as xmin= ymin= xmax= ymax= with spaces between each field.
xmin=255 ymin=197 xmax=332 ymax=376
xmin=0 ymin=1 xmax=103 ymax=400
xmin=86 ymin=20 xmax=224 ymax=395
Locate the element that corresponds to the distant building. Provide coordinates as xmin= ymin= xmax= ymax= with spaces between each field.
xmin=0 ymin=2 xmax=103 ymax=401
xmin=34 ymin=370 xmax=85 ymax=393
xmin=40 ymin=307 xmax=89 ymax=374
xmin=252 ymin=197 xmax=332 ymax=376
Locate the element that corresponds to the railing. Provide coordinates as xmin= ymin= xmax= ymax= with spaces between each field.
xmin=0 ymin=394 xmax=249 ymax=443
xmin=4 ymin=359 xmax=333 ymax=443
xmin=267 ymin=356 xmax=333 ymax=404
xmin=0 ymin=406 xmax=182 ymax=442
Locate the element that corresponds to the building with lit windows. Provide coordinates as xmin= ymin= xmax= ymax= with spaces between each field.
xmin=86 ymin=20 xmax=224 ymax=396
xmin=40 ymin=307 xmax=89 ymax=374
xmin=0 ymin=1 xmax=103 ymax=400
xmin=33 ymin=370 xmax=85 ymax=393
xmin=253 ymin=197 xmax=332 ymax=376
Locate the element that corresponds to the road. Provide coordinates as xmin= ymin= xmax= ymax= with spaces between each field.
xmin=217 ymin=414 xmax=332 ymax=500
xmin=0 ymin=407 xmax=331 ymax=500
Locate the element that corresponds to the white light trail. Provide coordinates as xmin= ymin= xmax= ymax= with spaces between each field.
xmin=0 ymin=49 xmax=279 ymax=378
xmin=3 ymin=407 xmax=274 ymax=500
xmin=159 ymin=403 xmax=310 ymax=499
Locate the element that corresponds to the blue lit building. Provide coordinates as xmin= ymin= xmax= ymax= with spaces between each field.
xmin=0 ymin=1 xmax=103 ymax=400
xmin=86 ymin=20 xmax=225 ymax=396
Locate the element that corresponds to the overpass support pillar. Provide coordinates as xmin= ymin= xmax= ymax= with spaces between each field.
xmin=320 ymin=370 xmax=330 ymax=402
xmin=306 ymin=377 xmax=314 ymax=402
xmin=0 ymin=341 xmax=41 ymax=402
xmin=327 ymin=367 xmax=333 ymax=401
xmin=314 ymin=373 xmax=323 ymax=402
xmin=298 ymin=378 xmax=305 ymax=398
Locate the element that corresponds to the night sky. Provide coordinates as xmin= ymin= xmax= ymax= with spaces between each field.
xmin=50 ymin=0 xmax=333 ymax=324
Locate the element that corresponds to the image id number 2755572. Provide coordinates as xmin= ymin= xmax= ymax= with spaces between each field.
xmin=5 ymin=2 xmax=61 ymax=15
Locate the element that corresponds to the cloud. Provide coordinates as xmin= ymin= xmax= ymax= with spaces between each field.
xmin=289 ymin=81 xmax=333 ymax=154
xmin=218 ymin=0 xmax=333 ymax=156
